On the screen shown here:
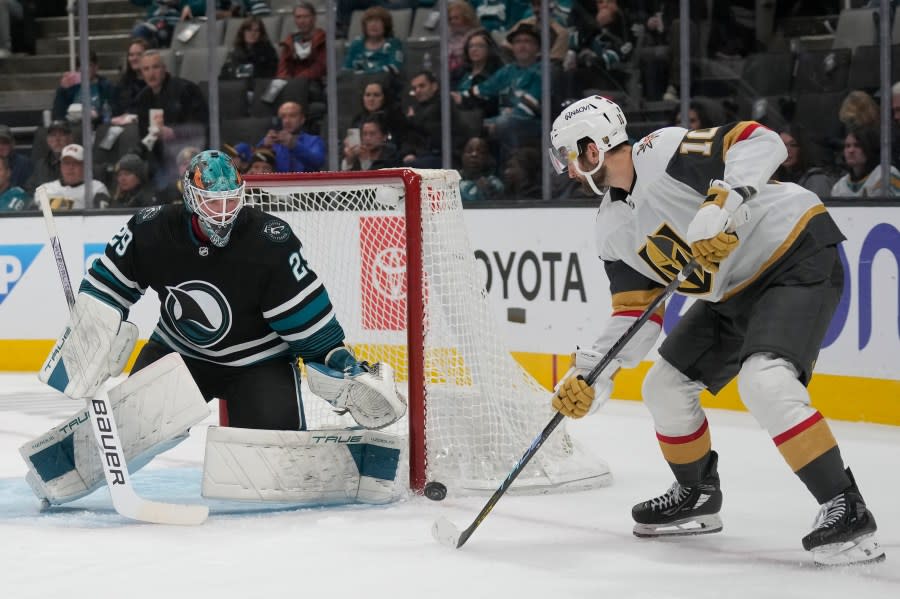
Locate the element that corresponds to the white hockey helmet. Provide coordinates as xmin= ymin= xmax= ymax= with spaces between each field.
xmin=548 ymin=95 xmax=628 ymax=176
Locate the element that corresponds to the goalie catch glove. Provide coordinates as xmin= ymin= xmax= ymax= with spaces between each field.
xmin=685 ymin=180 xmax=753 ymax=273
xmin=552 ymin=349 xmax=620 ymax=419
xmin=306 ymin=346 xmax=407 ymax=429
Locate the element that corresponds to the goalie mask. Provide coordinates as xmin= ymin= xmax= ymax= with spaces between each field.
xmin=183 ymin=150 xmax=246 ymax=247
xmin=549 ymin=95 xmax=628 ymax=195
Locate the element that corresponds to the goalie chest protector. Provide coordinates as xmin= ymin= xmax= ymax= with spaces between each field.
xmin=84 ymin=204 xmax=340 ymax=366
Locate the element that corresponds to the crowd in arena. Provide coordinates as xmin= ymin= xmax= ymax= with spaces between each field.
xmin=0 ymin=0 xmax=899 ymax=212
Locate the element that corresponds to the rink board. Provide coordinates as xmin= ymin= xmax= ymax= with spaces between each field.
xmin=0 ymin=206 xmax=897 ymax=424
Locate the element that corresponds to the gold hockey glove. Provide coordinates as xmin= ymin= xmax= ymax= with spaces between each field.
xmin=552 ymin=375 xmax=596 ymax=419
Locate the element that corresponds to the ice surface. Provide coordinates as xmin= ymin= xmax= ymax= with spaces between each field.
xmin=0 ymin=373 xmax=897 ymax=598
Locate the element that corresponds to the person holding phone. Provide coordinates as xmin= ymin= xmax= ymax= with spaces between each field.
xmin=258 ymin=100 xmax=324 ymax=173
xmin=340 ymin=114 xmax=400 ymax=171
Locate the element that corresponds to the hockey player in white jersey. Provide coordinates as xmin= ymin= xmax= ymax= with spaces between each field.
xmin=547 ymin=95 xmax=884 ymax=566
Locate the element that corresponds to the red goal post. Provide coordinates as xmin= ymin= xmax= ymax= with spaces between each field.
xmin=235 ymin=168 xmax=610 ymax=496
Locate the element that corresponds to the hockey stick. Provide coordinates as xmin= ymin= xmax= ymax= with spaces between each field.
xmin=38 ymin=190 xmax=209 ymax=525
xmin=432 ymin=257 xmax=701 ymax=549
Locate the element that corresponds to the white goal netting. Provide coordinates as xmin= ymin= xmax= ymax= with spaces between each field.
xmin=245 ymin=169 xmax=610 ymax=495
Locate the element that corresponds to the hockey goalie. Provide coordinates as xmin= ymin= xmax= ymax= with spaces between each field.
xmin=20 ymin=150 xmax=408 ymax=509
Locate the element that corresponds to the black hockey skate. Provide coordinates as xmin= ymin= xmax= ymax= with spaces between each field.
xmin=802 ymin=469 xmax=885 ymax=566
xmin=632 ymin=451 xmax=723 ymax=538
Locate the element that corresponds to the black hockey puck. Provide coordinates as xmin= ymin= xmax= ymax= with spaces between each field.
xmin=424 ymin=481 xmax=447 ymax=501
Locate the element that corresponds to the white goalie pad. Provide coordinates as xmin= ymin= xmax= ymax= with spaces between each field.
xmin=21 ymin=353 xmax=210 ymax=505
xmin=202 ymin=426 xmax=406 ymax=505
xmin=307 ymin=361 xmax=407 ymax=430
xmin=38 ymin=293 xmax=139 ymax=399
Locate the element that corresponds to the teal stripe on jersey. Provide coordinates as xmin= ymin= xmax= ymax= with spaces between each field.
xmin=270 ymin=290 xmax=332 ymax=333
xmin=289 ymin=317 xmax=345 ymax=360
xmin=90 ymin=259 xmax=142 ymax=304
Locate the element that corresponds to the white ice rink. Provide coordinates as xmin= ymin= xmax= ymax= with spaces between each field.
xmin=0 ymin=373 xmax=897 ymax=599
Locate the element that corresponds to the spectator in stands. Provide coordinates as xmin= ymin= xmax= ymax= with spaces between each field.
xmin=222 ymin=142 xmax=254 ymax=173
xmin=221 ymin=15 xmax=278 ymax=80
xmin=632 ymin=0 xmax=673 ymax=101
xmin=504 ymin=0 xmax=568 ymax=63
xmin=336 ymin=0 xmax=377 ymax=39
xmin=107 ymin=153 xmax=157 ymax=208
xmin=501 ymin=145 xmax=541 ymax=199
xmin=671 ymin=99 xmax=717 ymax=130
xmin=343 ymin=6 xmax=405 ymax=80
xmin=341 ymin=113 xmax=401 ymax=171
xmin=453 ymin=28 xmax=504 ymax=118
xmin=25 ymin=120 xmax=73 ymax=194
xmin=838 ymin=90 xmax=879 ymax=134
xmin=565 ymin=0 xmax=632 ymax=94
xmin=258 ymin=100 xmax=324 ymax=172
xmin=223 ymin=1 xmax=272 ymax=17
xmin=277 ymin=2 xmax=327 ymax=91
xmin=453 ymin=22 xmax=542 ymax=164
xmin=471 ymin=0 xmax=529 ymax=32
xmin=131 ymin=1 xmax=209 ymax=48
xmin=111 ymin=38 xmax=150 ymax=123
xmin=36 ymin=144 xmax=110 ymax=210
xmin=774 ymin=125 xmax=835 ymax=199
xmin=51 ymin=50 xmax=115 ymax=124
xmin=0 ymin=124 xmax=32 ymax=188
xmin=134 ymin=49 xmax=209 ymax=189
xmin=347 ymin=81 xmax=407 ymax=148
xmin=447 ymin=1 xmax=481 ymax=81
xmin=0 ymin=0 xmax=23 ymax=59
xmin=247 ymin=147 xmax=276 ymax=173
xmin=831 ymin=128 xmax=900 ymax=198
xmin=400 ymin=70 xmax=443 ymax=168
xmin=458 ymin=136 xmax=504 ymax=202
xmin=0 ymin=156 xmax=28 ymax=211
xmin=161 ymin=144 xmax=200 ymax=203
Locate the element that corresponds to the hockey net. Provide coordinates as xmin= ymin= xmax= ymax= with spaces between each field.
xmin=243 ymin=169 xmax=610 ymax=495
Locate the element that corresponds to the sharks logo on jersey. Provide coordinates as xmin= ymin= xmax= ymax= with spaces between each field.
xmin=638 ymin=224 xmax=712 ymax=295
xmin=262 ymin=219 xmax=290 ymax=243
xmin=136 ymin=205 xmax=163 ymax=224
xmin=163 ymin=280 xmax=233 ymax=347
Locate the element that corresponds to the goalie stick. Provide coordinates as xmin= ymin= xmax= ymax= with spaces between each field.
xmin=38 ymin=190 xmax=209 ymax=525
xmin=432 ymin=258 xmax=701 ymax=549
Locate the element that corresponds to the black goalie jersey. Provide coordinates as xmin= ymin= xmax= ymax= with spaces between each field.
xmin=81 ymin=204 xmax=345 ymax=366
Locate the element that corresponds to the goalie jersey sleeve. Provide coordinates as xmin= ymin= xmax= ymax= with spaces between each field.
xmin=80 ymin=204 xmax=345 ymax=366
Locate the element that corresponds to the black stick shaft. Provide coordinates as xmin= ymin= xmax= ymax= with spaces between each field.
xmin=454 ymin=259 xmax=699 ymax=548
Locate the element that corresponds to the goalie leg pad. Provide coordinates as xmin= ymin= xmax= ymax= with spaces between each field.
xmin=202 ymin=426 xmax=406 ymax=505
xmin=21 ymin=353 xmax=210 ymax=505
xmin=39 ymin=293 xmax=139 ymax=399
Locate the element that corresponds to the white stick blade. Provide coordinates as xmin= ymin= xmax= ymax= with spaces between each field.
xmin=116 ymin=489 xmax=209 ymax=525
xmin=432 ymin=516 xmax=462 ymax=549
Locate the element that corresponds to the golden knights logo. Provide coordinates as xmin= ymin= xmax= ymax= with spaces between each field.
xmin=638 ymin=224 xmax=711 ymax=295
xmin=635 ymin=131 xmax=660 ymax=155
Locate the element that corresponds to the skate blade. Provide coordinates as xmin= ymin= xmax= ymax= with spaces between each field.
xmin=633 ymin=514 xmax=723 ymax=538
xmin=812 ymin=533 xmax=886 ymax=567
